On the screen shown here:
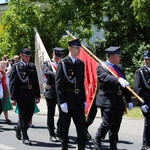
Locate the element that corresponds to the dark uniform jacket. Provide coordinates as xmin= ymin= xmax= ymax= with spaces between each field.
xmin=42 ymin=61 xmax=56 ymax=99
xmin=55 ymin=56 xmax=86 ymax=110
xmin=135 ymin=66 xmax=150 ymax=106
xmin=96 ymin=64 xmax=132 ymax=108
xmin=9 ymin=61 xmax=40 ymax=103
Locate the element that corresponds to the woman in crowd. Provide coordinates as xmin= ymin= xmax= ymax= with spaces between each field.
xmin=0 ymin=60 xmax=13 ymax=124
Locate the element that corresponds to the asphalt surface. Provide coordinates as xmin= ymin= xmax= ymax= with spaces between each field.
xmin=0 ymin=96 xmax=145 ymax=150
xmin=35 ymin=96 xmax=145 ymax=150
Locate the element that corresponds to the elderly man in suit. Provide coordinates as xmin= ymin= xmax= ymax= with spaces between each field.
xmin=93 ymin=46 xmax=133 ymax=150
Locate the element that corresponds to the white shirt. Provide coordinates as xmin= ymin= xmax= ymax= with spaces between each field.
xmin=145 ymin=66 xmax=150 ymax=72
xmin=21 ymin=60 xmax=28 ymax=66
xmin=106 ymin=60 xmax=114 ymax=66
xmin=68 ymin=54 xmax=77 ymax=64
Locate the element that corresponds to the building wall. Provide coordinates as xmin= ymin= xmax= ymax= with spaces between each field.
xmin=82 ymin=25 xmax=104 ymax=46
xmin=0 ymin=3 xmax=8 ymax=19
xmin=0 ymin=3 xmax=8 ymax=11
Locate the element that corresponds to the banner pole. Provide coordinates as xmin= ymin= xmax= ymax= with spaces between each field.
xmin=66 ymin=30 xmax=144 ymax=105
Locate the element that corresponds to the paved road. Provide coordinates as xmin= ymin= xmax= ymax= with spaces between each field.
xmin=0 ymin=99 xmax=144 ymax=150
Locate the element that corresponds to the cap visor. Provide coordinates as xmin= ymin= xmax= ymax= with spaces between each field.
xmin=22 ymin=54 xmax=31 ymax=56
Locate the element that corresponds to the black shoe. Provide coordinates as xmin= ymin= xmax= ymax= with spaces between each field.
xmin=86 ymin=131 xmax=92 ymax=140
xmin=61 ymin=144 xmax=68 ymax=150
xmin=110 ymin=142 xmax=117 ymax=150
xmin=93 ymin=137 xmax=101 ymax=150
xmin=22 ymin=139 xmax=32 ymax=146
xmin=50 ymin=136 xmax=59 ymax=142
xmin=78 ymin=145 xmax=85 ymax=150
xmin=141 ymin=145 xmax=150 ymax=150
xmin=14 ymin=126 xmax=21 ymax=140
xmin=5 ymin=119 xmax=11 ymax=125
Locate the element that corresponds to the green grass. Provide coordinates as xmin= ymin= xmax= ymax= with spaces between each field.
xmin=124 ymin=107 xmax=144 ymax=119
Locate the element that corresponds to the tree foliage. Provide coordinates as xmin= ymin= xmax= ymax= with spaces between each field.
xmin=0 ymin=0 xmax=95 ymax=59
xmin=0 ymin=0 xmax=42 ymax=58
xmin=131 ymin=0 xmax=150 ymax=28
xmin=0 ymin=0 xmax=150 ymax=87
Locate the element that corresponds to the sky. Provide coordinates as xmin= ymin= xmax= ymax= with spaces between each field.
xmin=0 ymin=0 xmax=7 ymax=3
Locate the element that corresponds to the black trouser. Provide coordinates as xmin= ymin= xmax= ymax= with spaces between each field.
xmin=46 ymin=98 xmax=58 ymax=136
xmin=142 ymin=110 xmax=150 ymax=146
xmin=85 ymin=103 xmax=97 ymax=131
xmin=95 ymin=107 xmax=124 ymax=143
xmin=59 ymin=107 xmax=86 ymax=146
xmin=17 ymin=101 xmax=34 ymax=139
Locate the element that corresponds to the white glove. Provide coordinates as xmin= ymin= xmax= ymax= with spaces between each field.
xmin=60 ymin=103 xmax=68 ymax=113
xmin=128 ymin=102 xmax=133 ymax=110
xmin=141 ymin=104 xmax=149 ymax=113
xmin=84 ymin=102 xmax=87 ymax=109
xmin=118 ymin=77 xmax=129 ymax=88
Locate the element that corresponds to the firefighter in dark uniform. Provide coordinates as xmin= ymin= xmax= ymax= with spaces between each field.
xmin=43 ymin=47 xmax=64 ymax=142
xmin=55 ymin=39 xmax=86 ymax=150
xmin=93 ymin=46 xmax=133 ymax=150
xmin=9 ymin=48 xmax=40 ymax=145
xmin=134 ymin=50 xmax=150 ymax=150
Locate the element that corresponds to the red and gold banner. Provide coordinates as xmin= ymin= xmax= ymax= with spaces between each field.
xmin=78 ymin=48 xmax=98 ymax=115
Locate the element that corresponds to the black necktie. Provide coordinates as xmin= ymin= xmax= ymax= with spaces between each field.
xmin=25 ymin=64 xmax=29 ymax=73
xmin=73 ymin=60 xmax=77 ymax=74
xmin=74 ymin=59 xmax=77 ymax=64
xmin=24 ymin=63 xmax=27 ymax=67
